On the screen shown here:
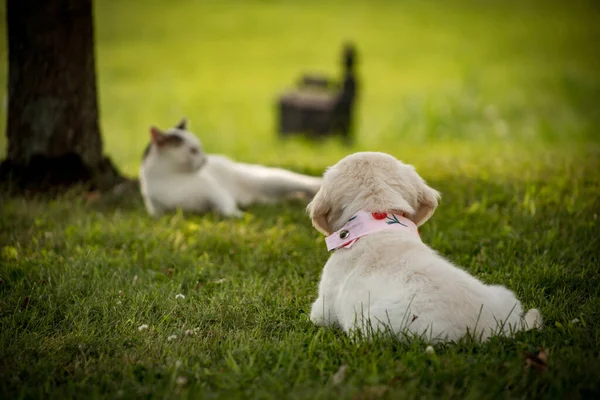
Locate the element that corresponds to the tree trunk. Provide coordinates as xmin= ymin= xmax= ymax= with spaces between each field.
xmin=0 ymin=0 xmax=123 ymax=192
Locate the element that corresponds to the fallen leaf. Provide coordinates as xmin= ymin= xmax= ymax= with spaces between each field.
xmin=21 ymin=296 xmax=30 ymax=310
xmin=524 ymin=348 xmax=549 ymax=373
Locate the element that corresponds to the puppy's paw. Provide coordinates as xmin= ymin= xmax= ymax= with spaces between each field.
xmin=523 ymin=308 xmax=543 ymax=329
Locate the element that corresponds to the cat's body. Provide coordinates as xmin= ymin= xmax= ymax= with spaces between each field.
xmin=139 ymin=119 xmax=322 ymax=218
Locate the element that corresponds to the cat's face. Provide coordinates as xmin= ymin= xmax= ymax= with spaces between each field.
xmin=146 ymin=118 xmax=207 ymax=173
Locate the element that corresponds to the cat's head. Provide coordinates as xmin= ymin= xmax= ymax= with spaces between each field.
xmin=144 ymin=118 xmax=207 ymax=173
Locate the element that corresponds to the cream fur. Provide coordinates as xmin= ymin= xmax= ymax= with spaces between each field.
xmin=308 ymin=152 xmax=542 ymax=342
xmin=139 ymin=119 xmax=322 ymax=218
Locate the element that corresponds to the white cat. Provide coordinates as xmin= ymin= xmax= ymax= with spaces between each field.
xmin=307 ymin=152 xmax=542 ymax=342
xmin=139 ymin=118 xmax=322 ymax=218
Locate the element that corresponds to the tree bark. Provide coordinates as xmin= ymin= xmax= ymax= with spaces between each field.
xmin=1 ymin=0 xmax=123 ymax=192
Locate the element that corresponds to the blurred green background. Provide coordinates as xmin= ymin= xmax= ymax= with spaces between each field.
xmin=0 ymin=0 xmax=598 ymax=175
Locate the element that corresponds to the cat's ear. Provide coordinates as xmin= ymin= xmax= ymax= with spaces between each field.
xmin=150 ymin=126 xmax=166 ymax=144
xmin=175 ymin=118 xmax=188 ymax=130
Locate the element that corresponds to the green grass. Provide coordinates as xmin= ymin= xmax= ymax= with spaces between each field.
xmin=1 ymin=0 xmax=600 ymax=398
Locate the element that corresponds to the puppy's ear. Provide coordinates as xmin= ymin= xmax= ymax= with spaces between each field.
xmin=411 ymin=181 xmax=440 ymax=226
xmin=175 ymin=117 xmax=188 ymax=130
xmin=307 ymin=189 xmax=333 ymax=235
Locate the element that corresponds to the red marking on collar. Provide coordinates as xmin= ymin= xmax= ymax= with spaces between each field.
xmin=372 ymin=211 xmax=406 ymax=220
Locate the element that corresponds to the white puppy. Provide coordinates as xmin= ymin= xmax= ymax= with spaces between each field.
xmin=307 ymin=152 xmax=542 ymax=342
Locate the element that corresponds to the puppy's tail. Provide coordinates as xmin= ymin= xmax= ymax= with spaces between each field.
xmin=522 ymin=308 xmax=543 ymax=330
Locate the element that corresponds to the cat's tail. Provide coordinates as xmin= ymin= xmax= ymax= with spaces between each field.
xmin=249 ymin=166 xmax=322 ymax=199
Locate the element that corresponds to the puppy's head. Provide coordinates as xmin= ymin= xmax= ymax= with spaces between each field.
xmin=307 ymin=152 xmax=440 ymax=235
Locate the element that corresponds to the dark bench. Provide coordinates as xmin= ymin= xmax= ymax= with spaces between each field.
xmin=278 ymin=43 xmax=358 ymax=143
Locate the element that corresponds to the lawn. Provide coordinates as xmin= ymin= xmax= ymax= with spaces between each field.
xmin=1 ymin=0 xmax=600 ymax=398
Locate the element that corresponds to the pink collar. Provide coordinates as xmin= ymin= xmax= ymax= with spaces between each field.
xmin=325 ymin=210 xmax=420 ymax=252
